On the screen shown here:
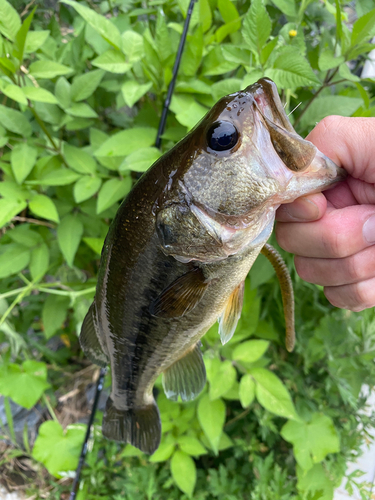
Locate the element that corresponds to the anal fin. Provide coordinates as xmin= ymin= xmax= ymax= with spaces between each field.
xmin=150 ymin=267 xmax=209 ymax=318
xmin=162 ymin=343 xmax=206 ymax=402
xmin=218 ymin=281 xmax=244 ymax=345
xmin=80 ymin=303 xmax=109 ymax=367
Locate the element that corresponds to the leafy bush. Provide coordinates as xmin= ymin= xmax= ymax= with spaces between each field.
xmin=0 ymin=0 xmax=375 ymax=498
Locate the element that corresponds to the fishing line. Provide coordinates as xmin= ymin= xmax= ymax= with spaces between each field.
xmin=69 ymin=2 xmax=196 ymax=497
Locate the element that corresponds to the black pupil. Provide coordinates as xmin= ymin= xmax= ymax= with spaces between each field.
xmin=207 ymin=121 xmax=238 ymax=152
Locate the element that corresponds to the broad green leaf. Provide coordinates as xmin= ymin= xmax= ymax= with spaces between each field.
xmin=242 ymin=0 xmax=271 ymax=55
xmin=29 ymin=60 xmax=72 ymax=79
xmin=174 ymin=101 xmax=208 ymax=129
xmin=296 ymin=463 xmax=335 ymax=499
xmin=119 ymin=147 xmax=161 ymax=173
xmin=251 ymin=368 xmax=300 ymax=421
xmin=170 ymin=450 xmax=196 ymax=497
xmin=0 ymin=81 xmax=27 ymax=104
xmin=29 ymin=194 xmax=60 ymax=223
xmin=64 ymin=144 xmax=97 ymax=174
xmin=202 ymin=46 xmax=239 ymax=75
xmin=94 ymin=127 xmax=156 ymax=157
xmin=74 ymin=176 xmax=102 ymax=203
xmin=351 ymin=7 xmax=375 ymax=46
xmin=271 ymin=0 xmax=296 ymax=17
xmin=66 ymin=103 xmax=97 ymax=118
xmin=57 ymin=214 xmax=84 ymax=267
xmin=177 ymin=436 xmax=207 ymax=456
xmin=197 ymin=394 xmax=225 ymax=454
xmin=0 ymin=360 xmax=50 ymax=409
xmin=232 ymin=340 xmax=270 ymax=363
xmin=11 ymin=143 xmax=38 ymax=184
xmin=149 ymin=441 xmax=175 ymax=462
xmin=239 ymin=374 xmax=255 ymax=408
xmin=209 ymin=360 xmax=236 ymax=401
xmin=8 ymin=225 xmax=42 ymax=247
xmin=121 ymin=30 xmax=144 ymax=62
xmin=0 ymin=198 xmax=27 ymax=229
xmin=31 ymin=169 xmax=81 ymax=186
xmin=121 ymin=80 xmax=152 ymax=108
xmin=299 ymin=96 xmax=362 ymax=131
xmin=42 ymin=294 xmax=70 ymax=339
xmin=83 ymin=237 xmax=104 ymax=255
xmin=32 ymin=421 xmax=85 ymax=477
xmin=22 ymin=87 xmax=58 ymax=104
xmin=338 ymin=62 xmax=360 ymax=82
xmin=13 ymin=6 xmax=35 ymax=62
xmin=25 ymin=30 xmax=50 ymax=53
xmin=34 ymin=102 xmax=63 ymax=125
xmin=199 ymin=0 xmax=212 ymax=32
xmin=211 ymin=78 xmax=242 ymax=101
xmin=281 ymin=413 xmax=340 ymax=471
xmin=55 ymin=77 xmax=71 ymax=108
xmin=62 ymin=0 xmax=121 ymax=49
xmin=92 ymin=50 xmax=131 ymax=73
xmin=218 ymin=0 xmax=240 ymax=25
xmin=96 ymin=177 xmax=132 ymax=214
xmin=249 ymin=253 xmax=275 ymax=288
xmin=0 ymin=0 xmax=21 ymax=41
xmin=71 ymin=69 xmax=105 ymax=102
xmin=0 ymin=244 xmax=30 ymax=278
xmin=30 ymin=243 xmax=49 ymax=281
xmin=318 ymin=49 xmax=344 ymax=71
xmin=266 ymin=47 xmax=320 ymax=89
xmin=0 ymin=104 xmax=32 ymax=136
xmin=155 ymin=13 xmax=172 ymax=62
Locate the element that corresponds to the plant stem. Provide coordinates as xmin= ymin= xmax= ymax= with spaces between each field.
xmin=3 ymin=397 xmax=17 ymax=445
xmin=42 ymin=394 xmax=59 ymax=423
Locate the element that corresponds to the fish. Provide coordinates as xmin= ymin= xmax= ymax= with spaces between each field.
xmin=80 ymin=78 xmax=346 ymax=454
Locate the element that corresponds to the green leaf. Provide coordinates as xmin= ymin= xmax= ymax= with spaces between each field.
xmin=0 ymin=81 xmax=28 ymax=105
xmin=177 ymin=436 xmax=207 ymax=456
xmin=0 ymin=198 xmax=27 ymax=229
xmin=249 ymin=253 xmax=275 ymax=288
xmin=199 ymin=0 xmax=212 ymax=32
xmin=94 ymin=127 xmax=156 ymax=157
xmin=149 ymin=440 xmax=175 ymax=462
xmin=299 ymin=96 xmax=362 ymax=131
xmin=251 ymin=368 xmax=300 ymax=421
xmin=83 ymin=237 xmax=104 ymax=255
xmin=29 ymin=60 xmax=72 ymax=79
xmin=0 ymin=360 xmax=50 ymax=409
xmin=218 ymin=0 xmax=240 ymax=25
xmin=29 ymin=194 xmax=60 ymax=223
xmin=22 ymin=87 xmax=58 ymax=104
xmin=74 ymin=176 xmax=102 ymax=204
xmin=0 ymin=0 xmax=21 ymax=41
xmin=197 ymin=394 xmax=225 ymax=454
xmin=64 ymin=144 xmax=97 ymax=174
xmin=121 ymin=80 xmax=152 ymax=108
xmin=96 ymin=178 xmax=132 ymax=214
xmin=0 ymin=104 xmax=32 ymax=136
xmin=13 ymin=6 xmax=35 ymax=62
xmin=318 ymin=49 xmax=344 ymax=71
xmin=61 ymin=0 xmax=121 ymax=49
xmin=57 ymin=214 xmax=84 ymax=266
xmin=71 ymin=69 xmax=105 ymax=102
xmin=66 ymin=103 xmax=97 ymax=118
xmin=351 ymin=7 xmax=375 ymax=46
xmin=202 ymin=46 xmax=239 ymax=75
xmin=32 ymin=421 xmax=85 ymax=477
xmin=271 ymin=0 xmax=296 ymax=17
xmin=211 ymin=78 xmax=243 ymax=101
xmin=11 ymin=143 xmax=38 ymax=184
xmin=92 ymin=50 xmax=131 ymax=74
xmin=42 ymin=294 xmax=70 ymax=339
xmin=55 ymin=77 xmax=71 ymax=108
xmin=119 ymin=147 xmax=161 ymax=173
xmin=281 ymin=413 xmax=340 ymax=471
xmin=296 ymin=463 xmax=335 ymax=499
xmin=31 ymin=169 xmax=81 ymax=186
xmin=25 ymin=30 xmax=50 ymax=53
xmin=232 ymin=340 xmax=270 ymax=363
xmin=121 ymin=30 xmax=144 ymax=62
xmin=242 ymin=0 xmax=271 ymax=55
xmin=265 ymin=47 xmax=320 ymax=89
xmin=30 ymin=243 xmax=49 ymax=281
xmin=209 ymin=360 xmax=236 ymax=401
xmin=170 ymin=450 xmax=196 ymax=497
xmin=239 ymin=374 xmax=256 ymax=408
xmin=0 ymin=244 xmax=30 ymax=278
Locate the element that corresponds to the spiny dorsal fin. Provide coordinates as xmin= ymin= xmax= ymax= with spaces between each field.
xmin=150 ymin=267 xmax=209 ymax=318
xmin=80 ymin=303 xmax=109 ymax=367
xmin=218 ymin=281 xmax=245 ymax=345
xmin=162 ymin=343 xmax=206 ymax=402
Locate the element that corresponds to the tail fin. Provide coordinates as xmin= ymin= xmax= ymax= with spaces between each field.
xmin=102 ymin=398 xmax=161 ymax=454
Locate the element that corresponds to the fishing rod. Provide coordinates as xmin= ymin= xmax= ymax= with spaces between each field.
xmin=69 ymin=2 xmax=197 ymax=497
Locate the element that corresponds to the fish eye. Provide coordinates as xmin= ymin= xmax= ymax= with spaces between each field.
xmin=207 ymin=121 xmax=238 ymax=152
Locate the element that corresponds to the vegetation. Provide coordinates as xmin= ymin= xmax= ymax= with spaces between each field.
xmin=0 ymin=0 xmax=375 ymax=498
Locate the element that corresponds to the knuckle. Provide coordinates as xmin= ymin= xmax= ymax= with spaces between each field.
xmin=294 ymin=256 xmax=311 ymax=282
xmin=345 ymin=255 xmax=362 ymax=282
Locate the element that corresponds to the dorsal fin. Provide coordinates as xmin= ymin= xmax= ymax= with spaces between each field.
xmin=218 ymin=281 xmax=245 ymax=345
xmin=150 ymin=267 xmax=209 ymax=318
xmin=162 ymin=343 xmax=206 ymax=401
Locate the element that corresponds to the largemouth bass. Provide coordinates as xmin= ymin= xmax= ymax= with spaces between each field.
xmin=80 ymin=78 xmax=346 ymax=454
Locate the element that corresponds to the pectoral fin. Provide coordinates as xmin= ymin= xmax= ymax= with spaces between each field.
xmin=80 ymin=303 xmax=109 ymax=367
xmin=150 ymin=267 xmax=209 ymax=318
xmin=162 ymin=343 xmax=206 ymax=401
xmin=218 ymin=281 xmax=245 ymax=345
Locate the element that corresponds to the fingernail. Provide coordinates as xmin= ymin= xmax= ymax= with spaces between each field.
xmin=363 ymin=214 xmax=375 ymax=243
xmin=284 ymin=197 xmax=320 ymax=221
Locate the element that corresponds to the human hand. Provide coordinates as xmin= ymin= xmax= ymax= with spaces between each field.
xmin=275 ymin=116 xmax=375 ymax=312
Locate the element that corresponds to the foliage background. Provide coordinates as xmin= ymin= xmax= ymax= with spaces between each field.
xmin=0 ymin=0 xmax=375 ymax=498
